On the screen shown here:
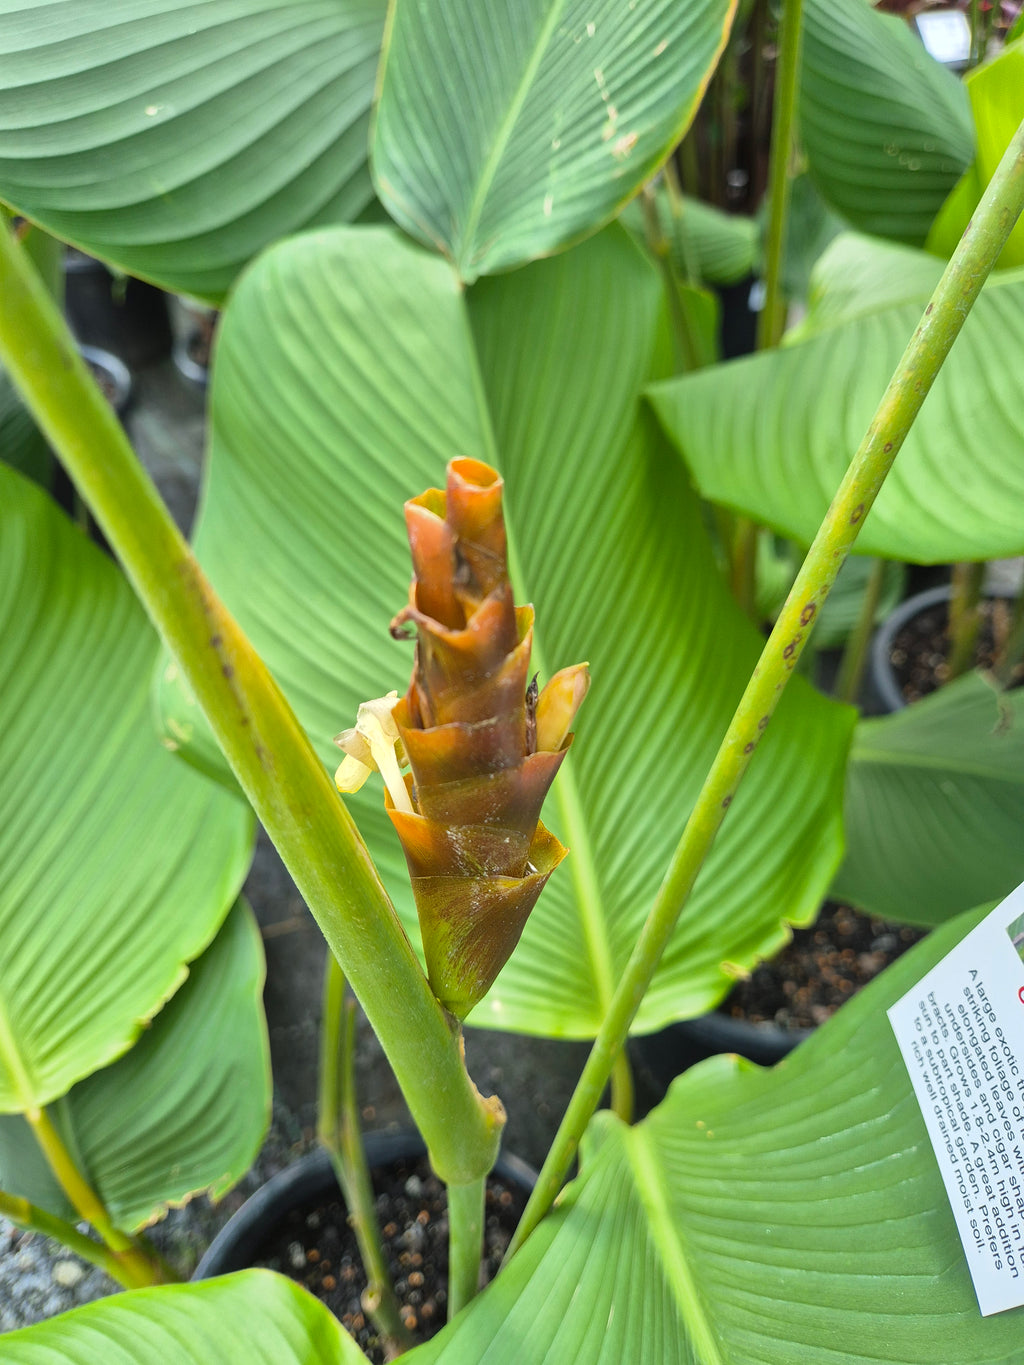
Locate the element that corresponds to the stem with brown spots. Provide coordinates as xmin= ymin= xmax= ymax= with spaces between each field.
xmin=508 ymin=114 xmax=1024 ymax=1261
xmin=0 ymin=218 xmax=504 ymax=1194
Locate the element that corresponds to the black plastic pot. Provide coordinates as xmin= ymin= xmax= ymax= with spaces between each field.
xmin=78 ymin=345 xmax=132 ymax=417
xmin=171 ymin=299 xmax=218 ymax=389
xmin=64 ymin=251 xmax=172 ymax=368
xmin=871 ymin=583 xmax=1017 ymax=712
xmin=631 ymin=1011 xmax=810 ymax=1112
xmin=194 ymin=1134 xmax=535 ymax=1280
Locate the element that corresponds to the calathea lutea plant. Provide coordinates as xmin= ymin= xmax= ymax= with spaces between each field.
xmin=1 ymin=0 xmax=1024 ymax=1360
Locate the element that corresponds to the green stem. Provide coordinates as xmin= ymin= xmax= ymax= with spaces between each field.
xmin=640 ymin=186 xmax=702 ymax=372
xmin=994 ymin=588 xmax=1024 ymax=687
xmin=756 ymin=0 xmax=804 ymax=352
xmin=970 ymin=0 xmax=983 ymax=66
xmin=731 ymin=0 xmax=803 ymax=618
xmin=318 ymin=957 xmax=413 ymax=1357
xmin=25 ymin=1108 xmax=171 ymax=1289
xmin=507 ymin=113 xmax=1024 ymax=1264
xmin=729 ymin=516 xmax=760 ymax=622
xmin=0 ymin=221 xmax=504 ymax=1193
xmin=21 ymin=224 xmax=64 ymax=307
xmin=678 ymin=133 xmax=701 ymax=200
xmin=662 ymin=159 xmax=700 ymax=287
xmin=751 ymin=0 xmax=771 ymax=204
xmin=834 ymin=558 xmax=886 ymax=705
xmin=947 ymin=560 xmax=985 ymax=681
xmin=446 ymin=1176 xmax=485 ymax=1320
xmin=0 ymin=1188 xmax=129 ymax=1284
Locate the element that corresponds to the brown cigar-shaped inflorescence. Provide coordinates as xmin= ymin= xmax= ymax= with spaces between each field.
xmin=380 ymin=457 xmax=589 ymax=1019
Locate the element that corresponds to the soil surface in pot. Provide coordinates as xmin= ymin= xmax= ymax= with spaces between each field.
xmin=254 ymin=1153 xmax=525 ymax=1361
xmin=720 ymin=902 xmax=927 ymax=1030
xmin=886 ymin=596 xmax=1022 ymax=704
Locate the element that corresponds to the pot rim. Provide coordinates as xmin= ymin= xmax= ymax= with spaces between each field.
xmin=871 ymin=582 xmax=1017 ymax=712
xmin=193 ymin=1132 xmax=536 ymax=1282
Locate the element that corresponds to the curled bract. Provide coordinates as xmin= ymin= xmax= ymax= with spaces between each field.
xmin=336 ymin=457 xmax=588 ymax=1018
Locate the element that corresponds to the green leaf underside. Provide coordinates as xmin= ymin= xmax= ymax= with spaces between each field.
xmin=372 ymin=0 xmax=735 ymax=281
xmin=0 ymin=1 xmax=386 ymax=299
xmin=649 ymin=234 xmax=1024 ymax=564
xmin=0 ymin=900 xmax=270 ymax=1231
xmin=834 ymin=673 xmax=1024 ymax=927
xmin=0 ymin=468 xmax=253 ymax=1111
xmin=159 ymin=223 xmax=853 ymax=1038
xmin=0 ymin=1270 xmax=365 ymax=1362
xmin=800 ymin=0 xmax=973 ymax=247
xmin=412 ymin=906 xmax=1024 ymax=1364
xmin=927 ymin=39 xmax=1024 ymax=270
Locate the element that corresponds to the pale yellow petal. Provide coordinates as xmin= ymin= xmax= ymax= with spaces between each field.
xmin=535 ymin=663 xmax=591 ymax=752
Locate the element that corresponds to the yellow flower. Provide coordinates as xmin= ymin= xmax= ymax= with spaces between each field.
xmin=333 ymin=692 xmax=413 ymax=815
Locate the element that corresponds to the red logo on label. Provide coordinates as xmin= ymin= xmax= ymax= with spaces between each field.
xmin=1018 ymin=986 xmax=1024 ymax=1005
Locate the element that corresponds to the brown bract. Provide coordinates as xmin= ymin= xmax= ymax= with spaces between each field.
xmin=387 ymin=458 xmax=589 ymax=1019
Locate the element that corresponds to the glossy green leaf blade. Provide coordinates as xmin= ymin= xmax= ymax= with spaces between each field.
xmin=800 ymin=0 xmax=973 ymax=246
xmin=927 ymin=39 xmax=1024 ymax=269
xmin=161 ymin=223 xmax=852 ymax=1039
xmin=0 ymin=1269 xmax=363 ymax=1363
xmin=0 ymin=1 xmax=385 ymax=299
xmin=649 ymin=234 xmax=1024 ymax=563
xmin=833 ymin=674 xmax=1024 ymax=927
xmin=466 ymin=233 xmax=853 ymax=1035
xmin=0 ymin=899 xmax=270 ymax=1231
xmin=372 ymin=0 xmax=734 ymax=281
xmin=414 ymin=906 xmax=1024 ymax=1364
xmin=0 ymin=468 xmax=253 ymax=1112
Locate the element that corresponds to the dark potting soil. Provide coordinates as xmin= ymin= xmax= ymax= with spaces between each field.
xmin=254 ymin=1154 xmax=526 ymax=1362
xmin=886 ymin=596 xmax=1023 ymax=704
xmin=720 ymin=902 xmax=927 ymax=1031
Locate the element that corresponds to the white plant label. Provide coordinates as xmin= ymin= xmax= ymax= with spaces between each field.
xmin=889 ymin=881 xmax=1024 ymax=1316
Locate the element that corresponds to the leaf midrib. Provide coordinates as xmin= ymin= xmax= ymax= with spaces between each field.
xmin=0 ymin=986 xmax=36 ymax=1112
xmin=850 ymin=744 xmax=1024 ymax=783
xmin=456 ymin=0 xmax=569 ymax=276
xmin=624 ymin=1124 xmax=727 ymax=1365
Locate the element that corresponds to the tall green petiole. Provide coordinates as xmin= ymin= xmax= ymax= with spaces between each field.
xmin=318 ymin=956 xmax=414 ymax=1355
xmin=0 ymin=1190 xmax=133 ymax=1286
xmin=0 ymin=219 xmax=504 ymax=1204
xmin=25 ymin=1108 xmax=174 ymax=1289
xmin=508 ymin=114 xmax=1024 ymax=1261
xmin=947 ymin=560 xmax=986 ymax=682
xmin=732 ymin=0 xmax=805 ymax=619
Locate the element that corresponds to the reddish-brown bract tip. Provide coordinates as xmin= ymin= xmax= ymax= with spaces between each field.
xmin=386 ymin=459 xmax=588 ymax=1018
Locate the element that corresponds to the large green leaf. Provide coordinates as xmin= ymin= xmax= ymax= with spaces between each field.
xmin=649 ymin=233 xmax=1024 ymax=563
xmin=927 ymin=38 xmax=1024 ymax=270
xmin=800 ymin=0 xmax=973 ymax=246
xmin=0 ymin=1 xmax=385 ymax=300
xmin=0 ymin=468 xmax=253 ymax=1112
xmin=372 ymin=0 xmax=735 ymax=281
xmin=833 ymin=673 xmax=1024 ymax=927
xmin=0 ymin=1269 xmax=364 ymax=1363
xmin=413 ymin=904 xmax=1024 ymax=1363
xmin=0 ymin=899 xmax=269 ymax=1231
xmin=160 ymin=223 xmax=853 ymax=1038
